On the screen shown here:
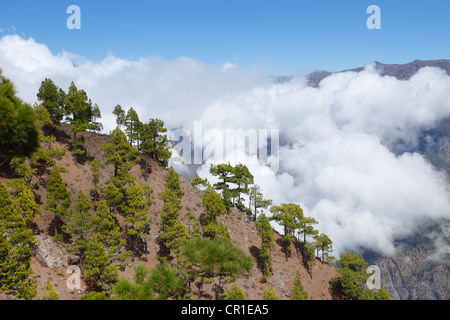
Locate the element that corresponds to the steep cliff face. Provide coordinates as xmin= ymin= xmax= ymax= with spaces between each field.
xmin=304 ymin=61 xmax=450 ymax=300
xmin=376 ymin=247 xmax=449 ymax=300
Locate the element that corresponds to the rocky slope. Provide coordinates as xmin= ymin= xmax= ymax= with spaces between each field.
xmin=0 ymin=124 xmax=339 ymax=300
xmin=375 ymin=246 xmax=449 ymax=300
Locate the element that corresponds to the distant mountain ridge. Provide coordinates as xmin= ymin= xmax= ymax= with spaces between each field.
xmin=306 ymin=59 xmax=450 ymax=87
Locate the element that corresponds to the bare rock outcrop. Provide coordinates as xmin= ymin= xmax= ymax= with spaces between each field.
xmin=34 ymin=235 xmax=69 ymax=270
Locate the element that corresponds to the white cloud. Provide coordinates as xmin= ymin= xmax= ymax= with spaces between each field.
xmin=1 ymin=34 xmax=450 ymax=257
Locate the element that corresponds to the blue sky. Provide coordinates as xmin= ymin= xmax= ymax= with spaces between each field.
xmin=1 ymin=0 xmax=450 ymax=75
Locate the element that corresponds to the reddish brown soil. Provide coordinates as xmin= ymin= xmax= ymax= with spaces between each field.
xmin=1 ymin=124 xmax=340 ymax=300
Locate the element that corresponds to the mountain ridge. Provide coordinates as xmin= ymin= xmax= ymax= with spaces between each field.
xmin=306 ymin=59 xmax=450 ymax=87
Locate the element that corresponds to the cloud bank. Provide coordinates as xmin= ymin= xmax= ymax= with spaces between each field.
xmin=1 ymin=34 xmax=450 ymax=256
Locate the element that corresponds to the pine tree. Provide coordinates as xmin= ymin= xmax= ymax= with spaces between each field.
xmin=161 ymin=219 xmax=189 ymax=256
xmin=0 ymin=181 xmax=37 ymax=298
xmin=113 ymin=264 xmax=154 ymax=300
xmin=138 ymin=121 xmax=153 ymax=179
xmin=101 ymin=128 xmax=139 ymax=184
xmin=13 ymin=187 xmax=41 ymax=227
xmin=45 ymin=166 xmax=71 ymax=237
xmin=202 ymin=220 xmax=231 ymax=241
xmin=81 ymin=291 xmax=108 ymax=300
xmin=0 ymin=226 xmax=17 ymax=294
xmin=9 ymin=156 xmax=36 ymax=189
xmin=315 ymin=233 xmax=333 ymax=262
xmin=164 ymin=167 xmax=185 ymax=199
xmin=209 ymin=163 xmax=234 ymax=208
xmin=139 ymin=118 xmax=172 ymax=167
xmin=0 ymin=180 xmax=12 ymax=210
xmin=191 ymin=173 xmax=209 ymax=189
xmin=91 ymin=201 xmax=129 ymax=262
xmin=147 ymin=263 xmax=184 ymax=300
xmin=185 ymin=210 xmax=202 ymax=239
xmin=223 ymin=285 xmax=246 ymax=300
xmin=113 ymin=264 xmax=183 ymax=300
xmin=228 ymin=163 xmax=254 ymax=207
xmin=91 ymin=103 xmax=103 ymax=133
xmin=125 ymin=107 xmax=141 ymax=146
xmin=90 ymin=158 xmax=102 ymax=201
xmin=83 ymin=239 xmax=119 ymax=295
xmin=374 ymin=287 xmax=393 ymax=300
xmin=42 ymin=281 xmax=60 ymax=300
xmin=297 ymin=215 xmax=318 ymax=243
xmin=262 ymin=286 xmax=279 ymax=300
xmin=30 ymin=103 xmax=66 ymax=168
xmin=304 ymin=242 xmax=317 ymax=278
xmin=36 ymin=78 xmax=65 ymax=124
xmin=30 ymin=134 xmax=66 ymax=168
xmin=201 ymin=186 xmax=228 ymax=239
xmin=256 ymin=213 xmax=275 ymax=276
xmin=181 ymin=237 xmax=253 ymax=300
xmin=64 ymin=82 xmax=99 ymax=156
xmin=248 ymin=185 xmax=272 ymax=221
xmin=64 ymin=190 xmax=93 ymax=269
xmin=269 ymin=203 xmax=303 ymax=261
xmin=0 ymin=69 xmax=40 ymax=165
xmin=113 ymin=104 xmax=126 ymax=129
xmin=291 ymin=272 xmax=308 ymax=300
xmin=333 ymin=252 xmax=392 ymax=300
xmin=33 ymin=102 xmax=52 ymax=128
xmin=103 ymin=182 xmax=123 ymax=212
xmin=159 ymin=186 xmax=182 ymax=260
xmin=122 ymin=182 xmax=152 ymax=260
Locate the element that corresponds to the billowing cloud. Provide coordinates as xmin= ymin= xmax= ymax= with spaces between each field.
xmin=1 ymin=34 xmax=449 ymax=257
